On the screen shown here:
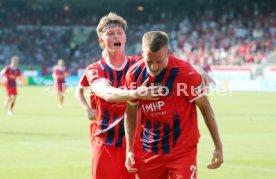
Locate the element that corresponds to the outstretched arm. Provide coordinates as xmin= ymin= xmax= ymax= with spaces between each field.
xmin=124 ymin=103 xmax=138 ymax=173
xmin=195 ymin=96 xmax=223 ymax=169
xmin=91 ymin=78 xmax=161 ymax=102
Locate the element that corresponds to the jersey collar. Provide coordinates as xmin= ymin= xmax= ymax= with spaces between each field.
xmin=104 ymin=56 xmax=128 ymax=71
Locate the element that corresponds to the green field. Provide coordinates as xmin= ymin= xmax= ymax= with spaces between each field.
xmin=0 ymin=87 xmax=276 ymax=179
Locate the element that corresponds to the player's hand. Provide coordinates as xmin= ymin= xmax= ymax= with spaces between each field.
xmin=207 ymin=148 xmax=223 ymax=169
xmin=125 ymin=152 xmax=138 ymax=173
xmin=195 ymin=66 xmax=215 ymax=87
xmin=85 ymin=108 xmax=96 ymax=121
xmin=135 ymin=78 xmax=163 ymax=100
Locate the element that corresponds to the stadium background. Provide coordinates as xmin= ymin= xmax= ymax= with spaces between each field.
xmin=0 ymin=0 xmax=276 ymax=178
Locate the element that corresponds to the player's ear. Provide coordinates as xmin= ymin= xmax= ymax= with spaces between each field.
xmin=98 ymin=38 xmax=105 ymax=49
xmin=168 ymin=49 xmax=171 ymax=55
xmin=123 ymin=34 xmax=126 ymax=44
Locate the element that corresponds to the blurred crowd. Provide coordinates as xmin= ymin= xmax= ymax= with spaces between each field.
xmin=0 ymin=1 xmax=275 ymax=75
xmin=170 ymin=7 xmax=275 ymax=66
xmin=127 ymin=3 xmax=276 ymax=66
xmin=0 ymin=27 xmax=100 ymax=75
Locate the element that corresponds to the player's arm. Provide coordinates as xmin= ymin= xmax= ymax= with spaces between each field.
xmin=65 ymin=69 xmax=70 ymax=77
xmin=195 ymin=96 xmax=223 ymax=169
xmin=52 ymin=68 xmax=57 ymax=79
xmin=0 ymin=70 xmax=4 ymax=76
xmin=0 ymin=68 xmax=6 ymax=77
xmin=192 ymin=65 xmax=215 ymax=86
xmin=124 ymin=103 xmax=138 ymax=173
xmin=75 ymin=85 xmax=96 ymax=121
xmin=0 ymin=68 xmax=7 ymax=80
xmin=17 ymin=69 xmax=22 ymax=79
xmin=91 ymin=78 xmax=160 ymax=102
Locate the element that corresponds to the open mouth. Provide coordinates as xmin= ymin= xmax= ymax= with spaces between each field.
xmin=114 ymin=42 xmax=121 ymax=47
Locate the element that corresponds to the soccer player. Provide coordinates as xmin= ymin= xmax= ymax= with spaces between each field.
xmin=82 ymin=12 xmax=161 ymax=179
xmin=1 ymin=56 xmax=21 ymax=116
xmin=52 ymin=59 xmax=69 ymax=108
xmin=124 ymin=31 xmax=223 ymax=179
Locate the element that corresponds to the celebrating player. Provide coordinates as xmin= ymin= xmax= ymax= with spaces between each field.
xmin=124 ymin=31 xmax=223 ymax=179
xmin=82 ymin=12 xmax=164 ymax=179
xmin=1 ymin=56 xmax=21 ymax=116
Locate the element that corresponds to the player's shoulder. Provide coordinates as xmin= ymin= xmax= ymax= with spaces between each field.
xmin=170 ymin=55 xmax=196 ymax=74
xmin=85 ymin=58 xmax=105 ymax=71
xmin=52 ymin=65 xmax=58 ymax=71
xmin=169 ymin=55 xmax=199 ymax=80
xmin=4 ymin=65 xmax=10 ymax=70
xmin=126 ymin=58 xmax=145 ymax=75
xmin=1 ymin=65 xmax=9 ymax=73
xmin=169 ymin=55 xmax=194 ymax=70
xmin=127 ymin=56 xmax=143 ymax=63
xmin=84 ymin=59 xmax=106 ymax=82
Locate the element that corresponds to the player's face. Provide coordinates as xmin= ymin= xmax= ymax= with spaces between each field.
xmin=99 ymin=24 xmax=126 ymax=54
xmin=143 ymin=46 xmax=169 ymax=76
xmin=11 ymin=57 xmax=19 ymax=66
xmin=58 ymin=60 xmax=65 ymax=67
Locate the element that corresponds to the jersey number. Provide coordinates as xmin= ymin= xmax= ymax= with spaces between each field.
xmin=190 ymin=165 xmax=197 ymax=179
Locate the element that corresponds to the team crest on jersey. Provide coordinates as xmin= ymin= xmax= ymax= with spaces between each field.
xmin=87 ymin=69 xmax=99 ymax=81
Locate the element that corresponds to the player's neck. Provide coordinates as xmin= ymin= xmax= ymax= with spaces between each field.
xmin=106 ymin=51 xmax=127 ymax=69
xmin=10 ymin=64 xmax=17 ymax=69
xmin=57 ymin=66 xmax=65 ymax=70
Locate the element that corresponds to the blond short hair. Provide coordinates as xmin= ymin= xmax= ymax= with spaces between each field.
xmin=11 ymin=56 xmax=19 ymax=63
xmin=142 ymin=31 xmax=169 ymax=52
xmin=96 ymin=12 xmax=127 ymax=38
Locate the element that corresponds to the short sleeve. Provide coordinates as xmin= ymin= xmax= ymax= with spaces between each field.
xmin=79 ymin=74 xmax=89 ymax=87
xmin=17 ymin=69 xmax=21 ymax=77
xmin=65 ymin=68 xmax=70 ymax=75
xmin=85 ymin=64 xmax=105 ymax=86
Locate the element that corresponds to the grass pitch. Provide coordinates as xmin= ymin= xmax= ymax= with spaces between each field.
xmin=0 ymin=86 xmax=276 ymax=179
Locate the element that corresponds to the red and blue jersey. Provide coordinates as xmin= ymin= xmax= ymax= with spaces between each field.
xmin=1 ymin=65 xmax=21 ymax=88
xmin=125 ymin=55 xmax=207 ymax=154
xmin=85 ymin=56 xmax=141 ymax=147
